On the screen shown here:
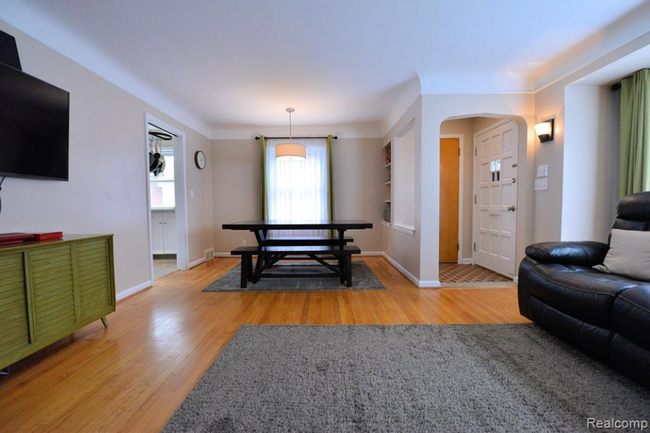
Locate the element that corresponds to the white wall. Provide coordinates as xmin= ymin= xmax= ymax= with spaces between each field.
xmin=561 ymin=85 xmax=620 ymax=242
xmin=0 ymin=22 xmax=215 ymax=296
xmin=211 ymin=137 xmax=385 ymax=254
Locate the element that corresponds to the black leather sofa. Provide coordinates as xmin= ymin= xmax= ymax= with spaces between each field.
xmin=518 ymin=191 xmax=650 ymax=387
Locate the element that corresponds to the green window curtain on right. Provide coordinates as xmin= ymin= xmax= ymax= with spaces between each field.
xmin=619 ymin=69 xmax=650 ymax=197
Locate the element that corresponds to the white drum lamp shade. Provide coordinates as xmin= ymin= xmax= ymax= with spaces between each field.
xmin=276 ymin=143 xmax=306 ymax=161
xmin=274 ymin=107 xmax=305 ymax=161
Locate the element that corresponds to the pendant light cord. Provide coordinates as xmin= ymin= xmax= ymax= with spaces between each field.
xmin=289 ymin=110 xmax=292 ymax=139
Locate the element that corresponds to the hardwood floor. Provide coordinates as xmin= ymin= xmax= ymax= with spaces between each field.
xmin=0 ymin=257 xmax=527 ymax=432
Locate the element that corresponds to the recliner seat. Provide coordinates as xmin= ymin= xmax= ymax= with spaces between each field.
xmin=518 ymin=191 xmax=650 ymax=387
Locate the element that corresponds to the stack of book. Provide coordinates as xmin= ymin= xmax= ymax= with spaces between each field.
xmin=0 ymin=232 xmax=63 ymax=247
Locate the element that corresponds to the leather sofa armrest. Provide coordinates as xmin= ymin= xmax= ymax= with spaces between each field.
xmin=525 ymin=241 xmax=609 ymax=267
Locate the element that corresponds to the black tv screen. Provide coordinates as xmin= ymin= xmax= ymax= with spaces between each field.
xmin=0 ymin=63 xmax=69 ymax=181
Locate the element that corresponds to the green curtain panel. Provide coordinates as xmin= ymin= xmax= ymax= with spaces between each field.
xmin=619 ymin=69 xmax=650 ymax=197
xmin=327 ymin=135 xmax=335 ymax=220
xmin=260 ymin=135 xmax=268 ymax=219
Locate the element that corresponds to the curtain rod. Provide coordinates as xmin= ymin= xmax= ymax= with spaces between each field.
xmin=611 ymin=68 xmax=649 ymax=91
xmin=255 ymin=136 xmax=338 ymax=140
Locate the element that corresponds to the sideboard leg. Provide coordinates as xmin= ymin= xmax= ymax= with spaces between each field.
xmin=100 ymin=317 xmax=109 ymax=329
xmin=0 ymin=367 xmax=9 ymax=376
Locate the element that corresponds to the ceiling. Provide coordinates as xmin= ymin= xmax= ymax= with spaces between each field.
xmin=2 ymin=0 xmax=647 ymax=136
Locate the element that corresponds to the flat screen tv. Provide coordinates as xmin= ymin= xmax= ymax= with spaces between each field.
xmin=0 ymin=62 xmax=70 ymax=181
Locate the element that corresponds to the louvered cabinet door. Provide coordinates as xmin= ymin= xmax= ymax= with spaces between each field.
xmin=28 ymin=246 xmax=77 ymax=342
xmin=0 ymin=253 xmax=30 ymax=361
xmin=76 ymin=240 xmax=114 ymax=321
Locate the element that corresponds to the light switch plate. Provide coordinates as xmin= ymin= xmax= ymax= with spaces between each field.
xmin=537 ymin=165 xmax=549 ymax=178
xmin=535 ymin=178 xmax=548 ymax=191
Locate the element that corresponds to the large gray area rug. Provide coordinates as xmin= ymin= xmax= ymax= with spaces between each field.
xmin=203 ymin=262 xmax=385 ymax=292
xmin=164 ymin=324 xmax=650 ymax=432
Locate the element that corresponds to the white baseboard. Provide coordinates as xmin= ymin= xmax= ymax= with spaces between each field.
xmin=513 ymin=276 xmax=519 ymax=284
xmin=188 ymin=257 xmax=206 ymax=268
xmin=116 ymin=280 xmax=152 ymax=302
xmin=459 ymin=258 xmax=474 ymax=265
xmin=381 ymin=253 xmax=438 ymax=288
xmin=419 ymin=280 xmax=442 ymax=288
xmin=215 ymin=252 xmax=233 ymax=257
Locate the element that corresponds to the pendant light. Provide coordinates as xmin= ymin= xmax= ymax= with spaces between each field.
xmin=276 ymin=108 xmax=306 ymax=161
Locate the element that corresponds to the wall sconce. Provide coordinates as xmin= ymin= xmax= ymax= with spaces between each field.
xmin=534 ymin=119 xmax=554 ymax=143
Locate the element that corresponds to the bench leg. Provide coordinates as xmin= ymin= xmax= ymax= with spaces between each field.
xmin=345 ymin=255 xmax=352 ymax=287
xmin=240 ymin=256 xmax=249 ymax=288
xmin=246 ymin=256 xmax=254 ymax=281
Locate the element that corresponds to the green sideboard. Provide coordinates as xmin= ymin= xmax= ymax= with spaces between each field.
xmin=0 ymin=234 xmax=115 ymax=371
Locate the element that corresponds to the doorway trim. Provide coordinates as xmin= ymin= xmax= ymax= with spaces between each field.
xmin=144 ymin=113 xmax=190 ymax=285
xmin=471 ymin=118 xmax=518 ymax=278
xmin=440 ymin=134 xmax=464 ymax=264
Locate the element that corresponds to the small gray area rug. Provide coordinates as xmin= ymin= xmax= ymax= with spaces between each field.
xmin=203 ymin=262 xmax=385 ymax=292
xmin=163 ymin=324 xmax=650 ymax=432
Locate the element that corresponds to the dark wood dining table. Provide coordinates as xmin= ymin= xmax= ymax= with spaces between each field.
xmin=222 ymin=220 xmax=373 ymax=287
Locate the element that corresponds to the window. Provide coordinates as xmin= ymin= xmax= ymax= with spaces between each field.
xmin=150 ymin=148 xmax=175 ymax=209
xmin=265 ymin=138 xmax=329 ymax=237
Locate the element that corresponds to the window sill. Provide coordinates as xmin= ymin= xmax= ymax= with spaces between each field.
xmin=391 ymin=223 xmax=416 ymax=236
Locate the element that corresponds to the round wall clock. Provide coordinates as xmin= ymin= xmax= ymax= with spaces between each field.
xmin=194 ymin=150 xmax=207 ymax=169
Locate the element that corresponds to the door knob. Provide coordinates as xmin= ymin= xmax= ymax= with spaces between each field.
xmin=507 ymin=206 xmax=516 ymax=212
xmin=511 ymin=178 xmax=517 ymax=183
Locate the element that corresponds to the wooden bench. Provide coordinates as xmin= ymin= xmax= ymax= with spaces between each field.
xmin=231 ymin=245 xmax=361 ymax=288
xmin=263 ymin=236 xmax=354 ymax=247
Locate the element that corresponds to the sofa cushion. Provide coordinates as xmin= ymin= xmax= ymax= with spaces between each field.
xmin=594 ymin=229 xmax=650 ymax=281
xmin=527 ymin=263 xmax=640 ymax=328
xmin=612 ymin=285 xmax=650 ymax=351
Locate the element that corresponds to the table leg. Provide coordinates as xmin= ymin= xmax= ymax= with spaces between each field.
xmin=339 ymin=256 xmax=345 ymax=284
xmin=338 ymin=229 xmax=345 ymax=249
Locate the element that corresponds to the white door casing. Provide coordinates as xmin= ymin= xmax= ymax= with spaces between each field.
xmin=473 ymin=120 xmax=518 ymax=277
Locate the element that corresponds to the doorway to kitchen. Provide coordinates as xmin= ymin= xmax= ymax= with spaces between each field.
xmin=145 ymin=114 xmax=190 ymax=284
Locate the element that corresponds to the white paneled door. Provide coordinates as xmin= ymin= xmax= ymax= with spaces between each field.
xmin=473 ymin=121 xmax=518 ymax=277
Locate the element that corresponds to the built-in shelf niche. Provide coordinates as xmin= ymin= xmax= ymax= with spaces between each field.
xmin=383 ymin=141 xmax=392 ymax=224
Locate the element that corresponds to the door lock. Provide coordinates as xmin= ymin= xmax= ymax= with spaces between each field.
xmin=507 ymin=206 xmax=516 ymax=212
xmin=511 ymin=178 xmax=517 ymax=183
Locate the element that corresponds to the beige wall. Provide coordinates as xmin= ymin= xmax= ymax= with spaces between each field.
xmin=382 ymin=97 xmax=422 ymax=282
xmin=0 ymin=22 xmax=215 ymax=296
xmin=532 ymin=40 xmax=644 ymax=243
xmin=211 ymin=138 xmax=384 ymax=253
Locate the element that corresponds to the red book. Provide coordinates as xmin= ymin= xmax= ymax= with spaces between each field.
xmin=0 ymin=233 xmax=35 ymax=246
xmin=31 ymin=232 xmax=64 ymax=241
